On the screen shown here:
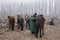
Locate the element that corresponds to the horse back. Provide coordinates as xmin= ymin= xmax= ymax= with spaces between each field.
xmin=8 ymin=17 xmax=15 ymax=23
xmin=36 ymin=16 xmax=45 ymax=27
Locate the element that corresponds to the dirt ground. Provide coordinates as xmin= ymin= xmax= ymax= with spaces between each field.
xmin=0 ymin=24 xmax=60 ymax=40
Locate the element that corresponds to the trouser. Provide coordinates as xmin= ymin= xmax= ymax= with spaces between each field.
xmin=17 ymin=23 xmax=20 ymax=29
xmin=26 ymin=21 xmax=29 ymax=29
xmin=35 ymin=24 xmax=44 ymax=38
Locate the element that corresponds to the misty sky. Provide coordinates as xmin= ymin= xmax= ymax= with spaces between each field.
xmin=0 ymin=0 xmax=37 ymax=5
xmin=0 ymin=0 xmax=39 ymax=10
xmin=0 ymin=0 xmax=60 ymax=17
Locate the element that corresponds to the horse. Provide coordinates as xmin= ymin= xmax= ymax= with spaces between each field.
xmin=35 ymin=15 xmax=45 ymax=38
xmin=8 ymin=16 xmax=15 ymax=31
xmin=17 ymin=15 xmax=24 ymax=31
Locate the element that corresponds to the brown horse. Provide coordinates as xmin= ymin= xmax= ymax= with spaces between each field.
xmin=8 ymin=16 xmax=15 ymax=31
xmin=35 ymin=15 xmax=45 ymax=38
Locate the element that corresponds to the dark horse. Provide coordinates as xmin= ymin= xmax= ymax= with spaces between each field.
xmin=17 ymin=15 xmax=24 ymax=31
xmin=35 ymin=15 xmax=45 ymax=38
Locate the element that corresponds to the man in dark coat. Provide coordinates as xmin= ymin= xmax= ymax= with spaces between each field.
xmin=20 ymin=17 xmax=24 ymax=31
xmin=17 ymin=15 xmax=24 ymax=31
xmin=17 ymin=15 xmax=21 ymax=29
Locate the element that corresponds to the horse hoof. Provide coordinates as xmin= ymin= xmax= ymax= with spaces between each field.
xmin=40 ymin=36 xmax=42 ymax=38
xmin=43 ymin=34 xmax=44 ymax=36
xmin=36 ymin=36 xmax=38 ymax=38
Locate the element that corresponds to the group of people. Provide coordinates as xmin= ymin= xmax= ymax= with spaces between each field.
xmin=7 ymin=13 xmax=45 ymax=38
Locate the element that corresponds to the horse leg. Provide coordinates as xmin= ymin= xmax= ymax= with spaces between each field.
xmin=21 ymin=24 xmax=24 ymax=31
xmin=26 ymin=21 xmax=27 ymax=28
xmin=9 ymin=26 xmax=10 ymax=31
xmin=40 ymin=27 xmax=42 ymax=38
xmin=18 ymin=24 xmax=20 ymax=29
xmin=11 ymin=23 xmax=14 ymax=31
xmin=42 ymin=26 xmax=44 ymax=36
xmin=9 ymin=24 xmax=11 ymax=31
xmin=35 ymin=25 xmax=39 ymax=38
xmin=35 ymin=27 xmax=39 ymax=38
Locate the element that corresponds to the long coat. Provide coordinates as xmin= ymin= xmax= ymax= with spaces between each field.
xmin=29 ymin=16 xmax=36 ymax=32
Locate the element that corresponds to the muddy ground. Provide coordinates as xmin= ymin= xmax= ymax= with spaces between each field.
xmin=0 ymin=24 xmax=60 ymax=40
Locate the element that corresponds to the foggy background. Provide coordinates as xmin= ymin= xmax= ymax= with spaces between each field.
xmin=0 ymin=0 xmax=60 ymax=18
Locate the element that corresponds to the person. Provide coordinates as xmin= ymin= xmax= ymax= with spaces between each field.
xmin=35 ymin=15 xmax=45 ymax=38
xmin=49 ymin=19 xmax=54 ymax=25
xmin=29 ymin=13 xmax=37 ymax=34
xmin=25 ymin=15 xmax=30 ymax=29
xmin=17 ymin=15 xmax=24 ymax=31
xmin=17 ymin=15 xmax=21 ymax=29
xmin=20 ymin=17 xmax=24 ymax=31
